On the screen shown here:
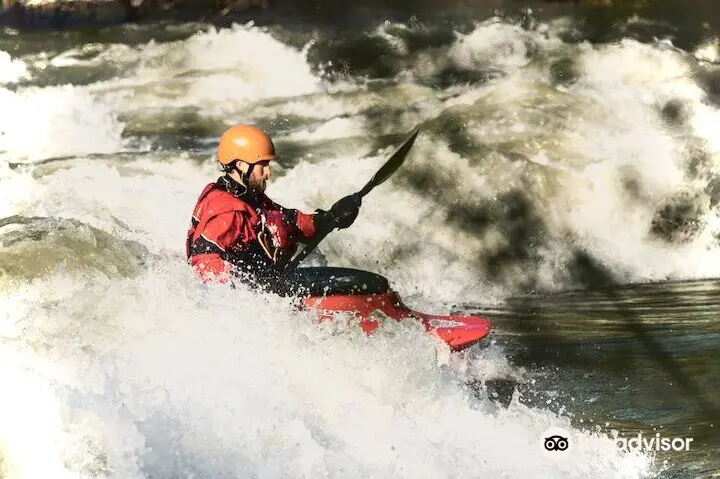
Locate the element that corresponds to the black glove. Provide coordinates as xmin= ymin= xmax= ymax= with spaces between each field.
xmin=315 ymin=193 xmax=362 ymax=231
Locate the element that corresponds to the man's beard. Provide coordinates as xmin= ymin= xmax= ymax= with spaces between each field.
xmin=249 ymin=178 xmax=266 ymax=193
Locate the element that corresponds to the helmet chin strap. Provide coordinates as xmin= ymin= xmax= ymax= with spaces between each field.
xmin=220 ymin=161 xmax=256 ymax=197
xmin=243 ymin=163 xmax=256 ymax=185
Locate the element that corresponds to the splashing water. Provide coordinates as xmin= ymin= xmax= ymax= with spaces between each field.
xmin=2 ymin=12 xmax=720 ymax=478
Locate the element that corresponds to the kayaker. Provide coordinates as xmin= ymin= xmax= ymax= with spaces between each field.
xmin=186 ymin=124 xmax=361 ymax=289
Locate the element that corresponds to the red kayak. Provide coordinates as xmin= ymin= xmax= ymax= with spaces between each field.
xmin=285 ymin=267 xmax=492 ymax=351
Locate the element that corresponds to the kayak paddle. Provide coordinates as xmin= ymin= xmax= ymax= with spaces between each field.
xmin=279 ymin=125 xmax=421 ymax=274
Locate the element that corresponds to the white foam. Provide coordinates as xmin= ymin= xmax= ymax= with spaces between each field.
xmin=0 ymin=156 xmax=215 ymax=254
xmin=0 ymin=349 xmax=80 ymax=479
xmin=0 ymin=264 xmax=655 ymax=478
xmin=694 ymin=37 xmax=719 ymax=64
xmin=47 ymin=43 xmax=140 ymax=69
xmin=285 ymin=116 xmax=368 ymax=142
xmin=0 ymin=50 xmax=30 ymax=84
xmin=0 ymin=163 xmax=41 ymax=219
xmin=437 ymin=35 xmax=720 ymax=287
xmin=554 ymin=38 xmax=720 ymax=281
xmin=0 ymin=85 xmax=126 ymax=163
xmin=90 ymin=22 xmax=324 ymax=115
xmin=449 ymin=21 xmax=540 ymax=71
xmin=5 ymin=21 xmax=720 ymax=290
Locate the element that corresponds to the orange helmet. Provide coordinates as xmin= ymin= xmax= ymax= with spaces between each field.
xmin=217 ymin=125 xmax=278 ymax=166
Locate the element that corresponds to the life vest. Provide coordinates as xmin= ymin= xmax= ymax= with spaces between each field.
xmin=185 ymin=176 xmax=305 ymax=282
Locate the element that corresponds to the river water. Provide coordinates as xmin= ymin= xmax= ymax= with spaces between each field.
xmin=1 ymin=1 xmax=719 ymax=477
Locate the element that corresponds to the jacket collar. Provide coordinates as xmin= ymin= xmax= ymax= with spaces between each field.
xmin=216 ymin=174 xmax=264 ymax=205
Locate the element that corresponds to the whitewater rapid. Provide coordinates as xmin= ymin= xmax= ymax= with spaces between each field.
xmin=1 ymin=13 xmax=719 ymax=478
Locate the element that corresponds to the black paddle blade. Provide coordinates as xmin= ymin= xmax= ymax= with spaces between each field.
xmin=358 ymin=126 xmax=420 ymax=198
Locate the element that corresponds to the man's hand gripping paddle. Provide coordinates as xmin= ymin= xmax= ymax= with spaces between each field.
xmin=278 ymin=125 xmax=421 ymax=275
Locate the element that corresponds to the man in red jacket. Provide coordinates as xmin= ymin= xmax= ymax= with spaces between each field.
xmin=186 ymin=124 xmax=361 ymax=290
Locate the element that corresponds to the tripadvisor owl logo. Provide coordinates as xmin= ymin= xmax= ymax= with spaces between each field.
xmin=540 ymin=427 xmax=573 ymax=460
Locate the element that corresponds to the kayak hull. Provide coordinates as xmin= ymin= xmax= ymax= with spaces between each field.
xmin=283 ymin=267 xmax=492 ymax=351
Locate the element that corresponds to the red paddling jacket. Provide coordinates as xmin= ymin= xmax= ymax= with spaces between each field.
xmin=186 ymin=175 xmax=318 ymax=285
